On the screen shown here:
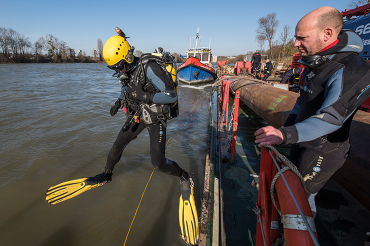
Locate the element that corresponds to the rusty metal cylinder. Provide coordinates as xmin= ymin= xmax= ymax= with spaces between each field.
xmin=229 ymin=77 xmax=298 ymax=128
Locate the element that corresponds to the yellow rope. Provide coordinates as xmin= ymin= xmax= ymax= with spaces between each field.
xmin=123 ymin=168 xmax=155 ymax=246
xmin=124 ymin=92 xmax=204 ymax=245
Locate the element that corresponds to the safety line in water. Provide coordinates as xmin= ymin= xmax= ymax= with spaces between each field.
xmin=124 ymin=90 xmax=205 ymax=245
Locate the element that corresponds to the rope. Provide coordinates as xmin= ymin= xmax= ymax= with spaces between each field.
xmin=214 ymin=77 xmax=238 ymax=160
xmin=221 ymin=102 xmax=236 ymax=159
xmin=260 ymin=144 xmax=305 ymax=216
xmin=123 ymin=168 xmax=155 ymax=246
xmin=124 ymin=89 xmax=206 ymax=245
xmin=271 ymin=235 xmax=285 ymax=246
xmin=266 ymin=148 xmax=320 ymax=246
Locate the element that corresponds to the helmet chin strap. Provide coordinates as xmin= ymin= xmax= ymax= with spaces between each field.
xmin=125 ymin=46 xmax=135 ymax=63
xmin=125 ymin=57 xmax=138 ymax=75
xmin=114 ymin=57 xmax=138 ymax=84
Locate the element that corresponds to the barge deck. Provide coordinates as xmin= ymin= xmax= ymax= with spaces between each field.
xmin=199 ymin=76 xmax=370 ymax=246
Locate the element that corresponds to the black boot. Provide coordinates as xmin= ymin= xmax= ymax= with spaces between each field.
xmin=85 ymin=169 xmax=113 ymax=186
xmin=179 ymin=172 xmax=194 ymax=200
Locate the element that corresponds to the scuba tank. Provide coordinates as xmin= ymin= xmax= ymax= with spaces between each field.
xmin=131 ymin=49 xmax=179 ymax=126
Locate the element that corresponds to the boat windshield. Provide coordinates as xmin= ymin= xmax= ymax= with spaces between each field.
xmin=188 ymin=53 xmax=194 ymax=58
xmin=202 ymin=53 xmax=209 ymax=62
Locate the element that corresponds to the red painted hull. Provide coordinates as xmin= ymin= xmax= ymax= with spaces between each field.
xmin=178 ymin=57 xmax=216 ymax=75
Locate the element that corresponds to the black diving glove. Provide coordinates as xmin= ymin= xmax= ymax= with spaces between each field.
xmin=110 ymin=99 xmax=122 ymax=116
xmin=85 ymin=170 xmax=113 ymax=185
xmin=127 ymin=82 xmax=151 ymax=104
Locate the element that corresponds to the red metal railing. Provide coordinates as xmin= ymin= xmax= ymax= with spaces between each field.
xmin=231 ymin=91 xmax=240 ymax=160
xmin=219 ymin=79 xmax=240 ymax=161
xmin=255 ymin=147 xmax=280 ymax=246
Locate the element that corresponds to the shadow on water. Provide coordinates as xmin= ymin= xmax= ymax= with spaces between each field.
xmin=0 ymin=147 xmax=147 ymax=238
xmin=0 ymin=154 xmax=100 ymax=227
xmin=180 ymin=91 xmax=209 ymax=195
xmin=179 ymin=122 xmax=202 ymax=199
xmin=140 ymin=178 xmax=177 ymax=245
xmin=38 ymin=226 xmax=74 ymax=246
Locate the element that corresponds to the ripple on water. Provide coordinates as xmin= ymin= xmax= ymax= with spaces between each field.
xmin=0 ymin=63 xmax=210 ymax=246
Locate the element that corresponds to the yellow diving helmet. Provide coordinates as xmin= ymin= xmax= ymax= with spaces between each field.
xmin=103 ymin=29 xmax=134 ymax=67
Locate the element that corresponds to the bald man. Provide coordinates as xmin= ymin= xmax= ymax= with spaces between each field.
xmin=255 ymin=6 xmax=370 ymax=211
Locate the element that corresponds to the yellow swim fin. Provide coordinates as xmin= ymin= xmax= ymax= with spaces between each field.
xmin=179 ymin=178 xmax=199 ymax=245
xmin=45 ymin=172 xmax=112 ymax=205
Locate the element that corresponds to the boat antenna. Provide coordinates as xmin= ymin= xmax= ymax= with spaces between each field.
xmin=209 ymin=39 xmax=211 ymax=50
xmin=195 ymin=28 xmax=199 ymax=49
xmin=189 ymin=28 xmax=202 ymax=50
xmin=189 ymin=37 xmax=191 ymax=50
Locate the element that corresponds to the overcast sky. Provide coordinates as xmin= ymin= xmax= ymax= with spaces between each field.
xmin=1 ymin=0 xmax=352 ymax=56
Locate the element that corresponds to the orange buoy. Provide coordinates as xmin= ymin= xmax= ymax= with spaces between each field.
xmin=275 ymin=170 xmax=318 ymax=246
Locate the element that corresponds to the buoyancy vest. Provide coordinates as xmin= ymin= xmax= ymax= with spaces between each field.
xmin=281 ymin=30 xmax=370 ymax=146
xmin=297 ymin=52 xmax=370 ymax=145
xmin=131 ymin=52 xmax=179 ymax=125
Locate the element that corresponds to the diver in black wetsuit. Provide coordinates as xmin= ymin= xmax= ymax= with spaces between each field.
xmin=45 ymin=30 xmax=199 ymax=244
xmin=254 ymin=7 xmax=370 ymax=215
xmin=98 ymin=35 xmax=190 ymax=184
xmin=99 ymin=31 xmax=198 ymax=245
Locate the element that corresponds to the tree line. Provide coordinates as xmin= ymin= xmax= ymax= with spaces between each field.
xmin=216 ymin=13 xmax=297 ymax=65
xmin=0 ymin=27 xmax=104 ymax=63
xmin=255 ymin=13 xmax=297 ymax=61
xmin=0 ymin=27 xmax=187 ymax=64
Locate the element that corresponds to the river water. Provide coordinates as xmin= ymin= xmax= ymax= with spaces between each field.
xmin=0 ymin=63 xmax=211 ymax=246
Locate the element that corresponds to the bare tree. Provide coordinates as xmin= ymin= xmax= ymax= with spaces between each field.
xmin=44 ymin=34 xmax=58 ymax=57
xmin=93 ymin=49 xmax=98 ymax=61
xmin=59 ymin=41 xmax=69 ymax=62
xmin=280 ymin=25 xmax=292 ymax=58
xmin=68 ymin=48 xmax=75 ymax=58
xmin=35 ymin=37 xmax=45 ymax=53
xmin=134 ymin=50 xmax=143 ymax=57
xmin=256 ymin=13 xmax=279 ymax=59
xmin=0 ymin=27 xmax=10 ymax=58
xmin=284 ymin=39 xmax=297 ymax=57
xmin=172 ymin=53 xmax=183 ymax=63
xmin=97 ymin=38 xmax=103 ymax=61
xmin=34 ymin=38 xmax=44 ymax=61
xmin=18 ymin=34 xmax=31 ymax=56
xmin=0 ymin=28 xmax=79 ymax=63
xmin=8 ymin=29 xmax=19 ymax=57
xmin=348 ymin=0 xmax=370 ymax=8
xmin=256 ymin=34 xmax=266 ymax=55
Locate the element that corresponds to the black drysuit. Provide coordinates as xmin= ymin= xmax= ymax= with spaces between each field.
xmin=281 ymin=67 xmax=303 ymax=84
xmin=251 ymin=52 xmax=261 ymax=73
xmin=262 ymin=61 xmax=273 ymax=81
xmin=105 ymin=58 xmax=186 ymax=178
xmin=280 ymin=30 xmax=370 ymax=194
xmin=281 ymin=67 xmax=303 ymax=92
